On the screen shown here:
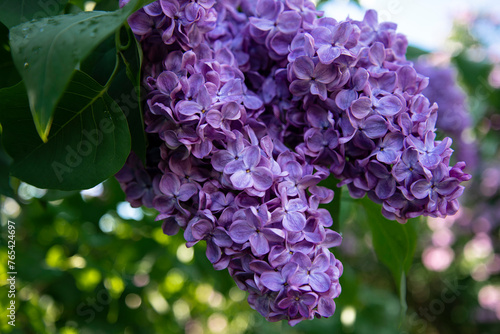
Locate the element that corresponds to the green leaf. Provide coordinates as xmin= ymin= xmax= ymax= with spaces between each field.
xmin=94 ymin=0 xmax=120 ymax=11
xmin=80 ymin=33 xmax=116 ymax=86
xmin=8 ymin=0 xmax=149 ymax=142
xmin=0 ymin=0 xmax=68 ymax=29
xmin=81 ymin=26 xmax=147 ymax=162
xmin=0 ymin=70 xmax=131 ymax=190
xmin=0 ymin=23 xmax=21 ymax=89
xmin=113 ymin=27 xmax=147 ymax=162
xmin=405 ymin=45 xmax=429 ymax=60
xmin=360 ymin=197 xmax=417 ymax=315
xmin=0 ymin=133 xmax=14 ymax=197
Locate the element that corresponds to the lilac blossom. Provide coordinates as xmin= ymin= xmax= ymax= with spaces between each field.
xmin=289 ymin=56 xmax=337 ymax=100
xmin=116 ymin=0 xmax=470 ymax=326
xmin=277 ymin=289 xmax=317 ymax=318
xmin=228 ymin=208 xmax=285 ymax=256
xmin=224 ymin=145 xmax=274 ymax=191
xmin=290 ymin=252 xmax=331 ymax=293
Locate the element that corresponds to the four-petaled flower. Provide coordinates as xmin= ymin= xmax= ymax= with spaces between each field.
xmin=224 ymin=145 xmax=274 ymax=191
xmin=290 ymin=56 xmax=337 ymax=100
xmin=289 ymin=252 xmax=331 ymax=293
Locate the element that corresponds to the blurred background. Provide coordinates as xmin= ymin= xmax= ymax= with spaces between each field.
xmin=1 ymin=0 xmax=499 ymax=333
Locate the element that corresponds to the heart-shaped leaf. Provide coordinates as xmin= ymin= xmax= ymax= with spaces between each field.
xmin=0 ymin=70 xmax=131 ymax=190
xmin=8 ymin=0 xmax=150 ymax=142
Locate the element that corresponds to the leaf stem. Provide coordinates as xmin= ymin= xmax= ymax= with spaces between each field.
xmin=104 ymin=52 xmax=120 ymax=91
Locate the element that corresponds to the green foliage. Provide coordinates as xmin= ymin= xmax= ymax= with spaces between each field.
xmin=0 ymin=71 xmax=130 ymax=190
xmin=0 ymin=0 xmax=69 ymax=29
xmin=81 ymin=27 xmax=147 ymax=162
xmin=359 ymin=197 xmax=417 ymax=316
xmin=0 ymin=134 xmax=14 ymax=197
xmin=7 ymin=0 xmax=149 ymax=142
xmin=406 ymin=45 xmax=429 ymax=60
xmin=0 ymin=0 xmax=151 ymax=190
xmin=0 ymin=23 xmax=20 ymax=89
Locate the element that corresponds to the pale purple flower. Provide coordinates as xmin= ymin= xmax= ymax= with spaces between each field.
xmin=224 ymin=146 xmax=274 ymax=191
xmin=290 ymin=252 xmax=331 ymax=292
xmin=155 ymin=173 xmax=197 ymax=215
xmin=289 ymin=56 xmax=337 ymax=100
xmin=228 ymin=208 xmax=285 ymax=256
xmin=211 ymin=132 xmax=246 ymax=172
xmin=367 ymin=161 xmax=396 ymax=200
xmin=407 ymin=131 xmax=451 ymax=170
xmin=272 ymin=196 xmax=308 ymax=232
xmin=260 ymin=262 xmax=298 ymax=292
xmin=185 ymin=214 xmax=233 ymax=263
xmin=375 ymin=132 xmax=404 ymax=164
xmin=117 ymin=0 xmax=471 ymax=326
xmin=392 ymin=148 xmax=429 ymax=187
xmin=312 ymin=22 xmax=355 ymax=65
xmin=277 ymin=290 xmax=317 ymax=318
xmin=410 ymin=164 xmax=460 ymax=206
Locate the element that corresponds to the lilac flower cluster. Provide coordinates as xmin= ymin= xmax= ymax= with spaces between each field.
xmin=414 ymin=62 xmax=470 ymax=136
xmin=414 ymin=60 xmax=478 ymax=170
xmin=116 ymin=0 xmax=470 ymax=325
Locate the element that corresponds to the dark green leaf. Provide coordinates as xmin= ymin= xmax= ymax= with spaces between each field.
xmin=42 ymin=189 xmax=79 ymax=201
xmin=361 ymin=198 xmax=417 ymax=282
xmin=0 ymin=133 xmax=14 ymax=197
xmin=81 ymin=26 xmax=147 ymax=162
xmin=94 ymin=0 xmax=120 ymax=11
xmin=8 ymin=0 xmax=149 ymax=142
xmin=64 ymin=2 xmax=84 ymax=14
xmin=360 ymin=197 xmax=417 ymax=315
xmin=0 ymin=0 xmax=68 ymax=29
xmin=112 ymin=27 xmax=147 ymax=162
xmin=67 ymin=0 xmax=87 ymax=11
xmin=80 ymin=33 xmax=116 ymax=86
xmin=0 ymin=70 xmax=131 ymax=190
xmin=0 ymin=22 xmax=21 ymax=88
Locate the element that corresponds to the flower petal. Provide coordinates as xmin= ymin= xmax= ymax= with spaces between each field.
xmin=410 ymin=179 xmax=431 ymax=199
xmin=309 ymin=272 xmax=330 ymax=292
xmin=277 ymin=11 xmax=302 ymax=34
xmin=260 ymin=272 xmax=284 ymax=291
xmin=228 ymin=221 xmax=254 ymax=244
xmin=252 ymin=167 xmax=274 ymax=191
xmin=250 ymin=232 xmax=270 ymax=256
xmin=351 ymin=97 xmax=372 ymax=119
xmin=293 ymin=56 xmax=315 ymax=79
xmin=230 ymin=170 xmax=253 ymax=189
xmin=283 ymin=211 xmax=307 ymax=232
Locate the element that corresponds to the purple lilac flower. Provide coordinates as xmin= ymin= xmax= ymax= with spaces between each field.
xmin=116 ymin=0 xmax=470 ymax=325
xmin=414 ymin=60 xmax=479 ymax=171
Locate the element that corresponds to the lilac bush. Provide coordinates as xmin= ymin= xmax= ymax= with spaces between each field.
xmin=116 ymin=0 xmax=470 ymax=325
